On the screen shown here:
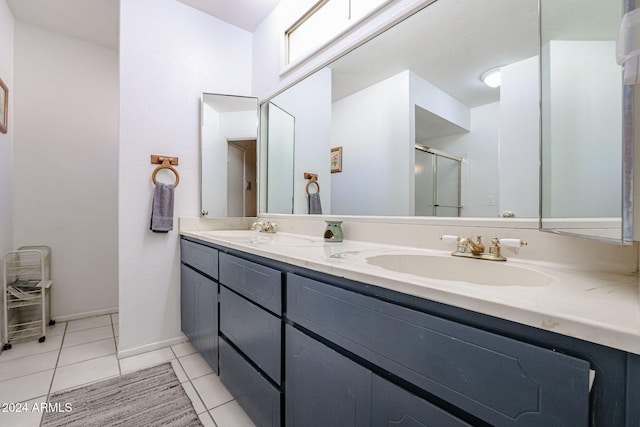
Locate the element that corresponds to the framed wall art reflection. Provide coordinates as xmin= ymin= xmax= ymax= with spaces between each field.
xmin=331 ymin=146 xmax=342 ymax=173
xmin=0 ymin=78 xmax=7 ymax=134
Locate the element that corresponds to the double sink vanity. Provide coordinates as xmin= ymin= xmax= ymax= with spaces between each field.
xmin=179 ymin=225 xmax=640 ymax=427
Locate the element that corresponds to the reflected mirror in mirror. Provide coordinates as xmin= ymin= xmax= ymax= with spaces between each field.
xmin=540 ymin=0 xmax=631 ymax=243
xmin=260 ymin=0 xmax=540 ymax=218
xmin=201 ymin=93 xmax=258 ymax=218
xmin=260 ymin=102 xmax=296 ymax=214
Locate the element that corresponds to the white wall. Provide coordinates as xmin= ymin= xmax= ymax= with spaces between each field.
xmin=426 ymin=103 xmax=501 ymax=218
xmin=270 ymin=68 xmax=332 ymax=214
xmin=13 ymin=22 xmax=118 ymax=320
xmin=201 ymin=103 xmax=223 ymax=216
xmin=543 ymin=41 xmax=621 ymax=218
xmin=119 ymin=0 xmax=252 ymax=356
xmin=332 ymin=71 xmax=411 ymax=215
xmin=0 ymin=0 xmax=13 ymax=260
xmin=499 ymin=56 xmax=539 ymax=218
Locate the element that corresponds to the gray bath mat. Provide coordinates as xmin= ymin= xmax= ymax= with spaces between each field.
xmin=42 ymin=362 xmax=202 ymax=427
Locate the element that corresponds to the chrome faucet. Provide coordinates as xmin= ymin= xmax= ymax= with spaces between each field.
xmin=251 ymin=221 xmax=278 ymax=233
xmin=441 ymin=235 xmax=526 ymax=261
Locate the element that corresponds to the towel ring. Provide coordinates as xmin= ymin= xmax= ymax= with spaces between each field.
xmin=152 ymin=159 xmax=180 ymax=188
xmin=306 ymin=179 xmax=320 ymax=195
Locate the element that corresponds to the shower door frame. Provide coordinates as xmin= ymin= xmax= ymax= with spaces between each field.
xmin=415 ymin=145 xmax=463 ymax=217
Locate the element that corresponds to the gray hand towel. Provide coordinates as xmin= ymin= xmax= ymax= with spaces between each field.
xmin=308 ymin=192 xmax=322 ymax=215
xmin=150 ymin=183 xmax=174 ymax=232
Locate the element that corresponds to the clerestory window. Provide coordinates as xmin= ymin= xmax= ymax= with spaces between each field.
xmin=285 ymin=0 xmax=389 ymax=66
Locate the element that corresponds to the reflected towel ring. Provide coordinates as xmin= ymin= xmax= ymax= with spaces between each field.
xmin=152 ymin=159 xmax=180 ymax=188
xmin=306 ymin=179 xmax=320 ymax=195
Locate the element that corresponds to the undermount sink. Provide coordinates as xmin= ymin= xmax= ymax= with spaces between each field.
xmin=200 ymin=230 xmax=318 ymax=246
xmin=366 ymin=254 xmax=553 ymax=287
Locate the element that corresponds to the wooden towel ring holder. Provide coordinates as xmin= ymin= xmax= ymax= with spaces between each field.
xmin=151 ymin=157 xmax=180 ymax=188
xmin=304 ymin=172 xmax=320 ymax=195
xmin=306 ymin=179 xmax=320 ymax=195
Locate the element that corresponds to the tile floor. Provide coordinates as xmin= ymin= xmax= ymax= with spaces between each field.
xmin=0 ymin=314 xmax=255 ymax=427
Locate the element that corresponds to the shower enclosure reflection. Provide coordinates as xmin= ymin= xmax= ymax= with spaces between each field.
xmin=415 ymin=146 xmax=462 ymax=217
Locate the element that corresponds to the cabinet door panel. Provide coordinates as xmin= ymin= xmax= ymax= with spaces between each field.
xmin=197 ymin=276 xmax=218 ymax=373
xmin=220 ymin=286 xmax=281 ymax=384
xmin=372 ymin=375 xmax=471 ymax=427
xmin=287 ymin=274 xmax=590 ymax=426
xmin=180 ymin=265 xmax=198 ymax=342
xmin=286 ymin=325 xmax=371 ymax=427
xmin=220 ymin=338 xmax=282 ymax=427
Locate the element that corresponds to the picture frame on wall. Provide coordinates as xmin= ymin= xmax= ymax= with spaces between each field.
xmin=0 ymin=78 xmax=7 ymax=134
xmin=331 ymin=146 xmax=343 ymax=173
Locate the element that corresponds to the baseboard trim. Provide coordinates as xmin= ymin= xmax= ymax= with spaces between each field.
xmin=117 ymin=335 xmax=188 ymax=359
xmin=53 ymin=307 xmax=119 ymax=323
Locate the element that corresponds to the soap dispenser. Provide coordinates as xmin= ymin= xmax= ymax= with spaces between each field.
xmin=324 ymin=220 xmax=344 ymax=242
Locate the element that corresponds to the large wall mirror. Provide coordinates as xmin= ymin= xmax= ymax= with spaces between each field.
xmin=201 ymin=93 xmax=258 ymax=218
xmin=260 ymin=0 xmax=540 ymax=219
xmin=540 ymin=0 xmax=633 ymax=243
xmin=259 ymin=0 xmax=634 ymax=243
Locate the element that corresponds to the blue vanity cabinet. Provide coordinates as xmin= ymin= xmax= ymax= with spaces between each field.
xmin=218 ymin=252 xmax=284 ymax=427
xmin=180 ymin=237 xmax=636 ymax=426
xmin=286 ymin=324 xmax=471 ymax=427
xmin=287 ymin=273 xmax=591 ymax=426
xmin=286 ymin=325 xmax=372 ymax=427
xmin=180 ymin=239 xmax=219 ymax=373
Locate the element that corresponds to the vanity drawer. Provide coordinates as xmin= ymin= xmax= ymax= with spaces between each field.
xmin=180 ymin=239 xmax=218 ymax=279
xmin=220 ymin=285 xmax=281 ymax=384
xmin=219 ymin=253 xmax=282 ymax=314
xmin=220 ymin=338 xmax=282 ymax=427
xmin=287 ymin=273 xmax=590 ymax=427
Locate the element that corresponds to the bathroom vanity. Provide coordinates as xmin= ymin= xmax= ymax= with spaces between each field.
xmin=180 ymin=230 xmax=640 ymax=427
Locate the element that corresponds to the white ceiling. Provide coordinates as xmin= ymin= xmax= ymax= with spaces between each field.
xmin=6 ymin=0 xmax=120 ymax=50
xmin=176 ymin=0 xmax=282 ymax=32
xmin=5 ymin=0 xmax=283 ymax=50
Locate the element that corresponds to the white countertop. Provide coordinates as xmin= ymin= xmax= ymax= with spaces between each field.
xmin=181 ymin=229 xmax=640 ymax=355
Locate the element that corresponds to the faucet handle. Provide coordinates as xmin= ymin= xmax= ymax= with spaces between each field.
xmin=498 ymin=238 xmax=527 ymax=248
xmin=440 ymin=235 xmax=460 ymax=243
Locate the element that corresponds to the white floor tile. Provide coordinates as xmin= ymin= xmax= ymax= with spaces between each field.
xmin=62 ymin=325 xmax=114 ymax=348
xmin=171 ymin=359 xmax=189 ymax=383
xmin=46 ymin=321 xmax=67 ymax=337
xmin=119 ymin=347 xmax=174 ymax=374
xmin=181 ymin=381 xmax=207 ymax=415
xmin=192 ymin=373 xmax=234 ymax=410
xmin=57 ymin=338 xmax=116 ymax=367
xmin=0 ymin=334 xmax=63 ymax=363
xmin=0 ymin=396 xmax=46 ymax=427
xmin=0 ymin=312 xmax=257 ymax=427
xmin=179 ymin=352 xmax=214 ymax=380
xmin=199 ymin=411 xmax=217 ymax=427
xmin=66 ymin=315 xmax=112 ymax=333
xmin=0 ymin=350 xmax=59 ymax=382
xmin=0 ymin=370 xmax=54 ymax=403
xmin=211 ymin=400 xmax=256 ymax=427
xmin=50 ymin=355 xmax=119 ymax=393
xmin=171 ymin=341 xmax=197 ymax=358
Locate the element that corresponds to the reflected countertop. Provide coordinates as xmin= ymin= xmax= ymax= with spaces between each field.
xmin=181 ymin=229 xmax=640 ymax=355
